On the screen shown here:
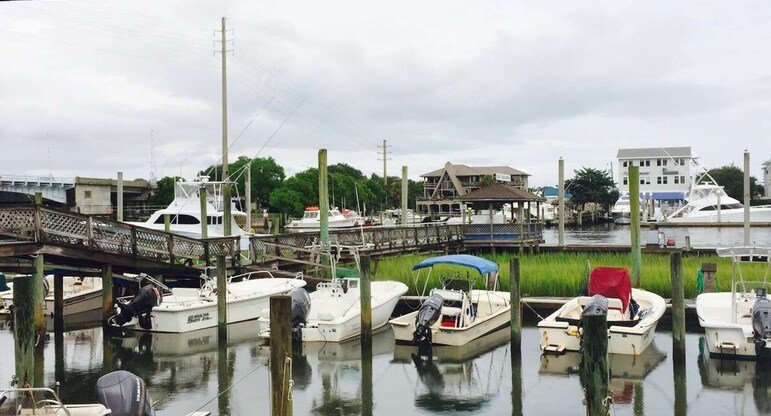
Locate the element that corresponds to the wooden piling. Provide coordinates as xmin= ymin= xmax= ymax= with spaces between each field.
xmin=510 ymin=348 xmax=523 ymax=416
xmin=558 ymin=158 xmax=565 ymax=247
xmin=117 ymin=171 xmax=124 ymax=222
xmin=401 ymin=166 xmax=408 ymax=226
xmin=54 ymin=273 xmax=63 ymax=321
xmin=217 ymin=255 xmax=227 ymax=340
xmin=629 ymin=165 xmax=641 ymax=288
xmin=674 ymin=350 xmax=687 ymax=416
xmin=270 ymin=295 xmax=292 ymax=416
xmin=319 ymin=149 xmax=329 ymax=249
xmin=671 ymin=250 xmax=686 ymax=360
xmin=246 ymin=164 xmax=252 ymax=232
xmin=580 ymin=301 xmax=609 ymax=416
xmin=102 ymin=263 xmax=113 ymax=324
xmin=164 ymin=213 xmax=170 ymax=233
xmin=200 ymin=185 xmax=208 ymax=239
xmin=360 ymin=254 xmax=373 ymax=350
xmin=14 ymin=254 xmax=45 ymax=387
xmin=510 ymin=258 xmax=521 ymax=352
xmin=743 ymin=150 xmax=750 ymax=245
xmin=34 ymin=192 xmax=42 ymax=205
xmin=223 ymin=184 xmax=232 ymax=237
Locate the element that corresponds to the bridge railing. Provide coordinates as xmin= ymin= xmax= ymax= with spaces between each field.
xmin=0 ymin=205 xmax=239 ymax=266
xmin=249 ymin=224 xmax=463 ymax=266
xmin=463 ymin=222 xmax=544 ymax=241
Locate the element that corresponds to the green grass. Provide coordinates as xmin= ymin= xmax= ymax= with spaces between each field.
xmin=371 ymin=252 xmax=771 ymax=299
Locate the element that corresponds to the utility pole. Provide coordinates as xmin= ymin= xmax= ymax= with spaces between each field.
xmin=216 ymin=17 xmax=234 ymax=236
xmin=378 ymin=139 xmax=391 ymax=185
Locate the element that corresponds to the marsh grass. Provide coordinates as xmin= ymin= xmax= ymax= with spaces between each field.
xmin=371 ymin=252 xmax=771 ymax=299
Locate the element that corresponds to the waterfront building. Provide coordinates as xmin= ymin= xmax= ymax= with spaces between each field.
xmin=763 ymin=158 xmax=771 ymax=197
xmin=616 ymin=147 xmax=693 ymax=220
xmin=417 ymin=162 xmax=529 ymax=216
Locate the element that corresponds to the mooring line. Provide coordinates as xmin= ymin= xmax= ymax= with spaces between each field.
xmin=521 ymin=300 xmax=546 ymax=321
xmin=189 ymin=359 xmax=268 ymax=414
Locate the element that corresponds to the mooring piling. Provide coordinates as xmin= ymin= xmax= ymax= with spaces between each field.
xmin=217 ymin=255 xmax=227 ymax=340
xmin=671 ymin=250 xmax=686 ymax=360
xmin=270 ymin=295 xmax=293 ymax=416
xmin=401 ymin=166 xmax=408 ymax=226
xmin=511 ymin=349 xmax=523 ymax=416
xmin=200 ymin=184 xmax=208 ymax=239
xmin=558 ymin=158 xmax=565 ymax=248
xmin=510 ymin=258 xmax=521 ymax=352
xmin=629 ymin=165 xmax=641 ymax=288
xmin=14 ymin=254 xmax=45 ymax=387
xmin=580 ymin=297 xmax=610 ymax=416
xmin=101 ymin=263 xmax=113 ymax=325
xmin=319 ymin=149 xmax=329 ymax=249
xmin=360 ymin=254 xmax=373 ymax=350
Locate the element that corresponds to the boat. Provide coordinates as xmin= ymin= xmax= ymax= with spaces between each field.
xmin=259 ymin=246 xmax=408 ymax=343
xmin=666 ymin=181 xmax=771 ymax=223
xmin=696 ymin=246 xmax=771 ymax=359
xmin=285 ymin=206 xmax=363 ymax=231
xmin=127 ymin=176 xmax=255 ymax=249
xmin=537 ymin=267 xmax=666 ymax=355
xmin=379 ymin=208 xmax=425 ymax=226
xmin=0 ymin=275 xmax=102 ymax=316
xmin=109 ymin=271 xmax=306 ymax=333
xmin=611 ymin=194 xmax=633 ymax=224
xmin=389 ymin=254 xmax=511 ymax=347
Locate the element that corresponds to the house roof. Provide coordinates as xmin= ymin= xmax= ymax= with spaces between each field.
xmin=421 ymin=163 xmax=529 ymax=178
xmin=616 ymin=147 xmax=692 ymax=159
xmin=458 ymin=184 xmax=544 ymax=202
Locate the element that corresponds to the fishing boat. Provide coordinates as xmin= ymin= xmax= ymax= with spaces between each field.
xmin=538 ymin=267 xmax=666 ymax=355
xmin=666 ymin=182 xmax=771 ymax=224
xmin=389 ymin=254 xmax=511 ymax=347
xmin=696 ymin=246 xmax=771 ymax=359
xmin=611 ymin=194 xmax=633 ymax=225
xmin=285 ymin=206 xmax=362 ymax=231
xmin=127 ymin=176 xmax=255 ymax=249
xmin=109 ymin=272 xmax=306 ymax=333
xmin=0 ymin=275 xmax=102 ymax=316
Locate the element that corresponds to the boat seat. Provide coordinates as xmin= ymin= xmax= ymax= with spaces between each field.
xmin=441 ymin=306 xmax=462 ymax=316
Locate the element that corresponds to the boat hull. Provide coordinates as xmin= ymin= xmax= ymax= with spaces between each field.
xmin=389 ymin=290 xmax=511 ymax=347
xmin=2 ymin=276 xmax=103 ymax=316
xmin=667 ymin=206 xmax=771 ymax=223
xmin=537 ymin=288 xmax=665 ymax=355
xmin=696 ymin=291 xmax=770 ymax=358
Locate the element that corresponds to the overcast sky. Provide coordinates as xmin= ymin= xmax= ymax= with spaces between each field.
xmin=2 ymin=1 xmax=770 ymax=187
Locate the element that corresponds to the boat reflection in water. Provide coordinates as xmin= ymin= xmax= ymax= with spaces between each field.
xmin=698 ymin=337 xmax=771 ymax=413
xmin=392 ymin=328 xmax=511 ymax=413
xmin=539 ymin=341 xmax=666 ymax=405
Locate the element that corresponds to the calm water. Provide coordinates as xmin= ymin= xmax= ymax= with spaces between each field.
xmin=542 ymin=224 xmax=771 ymax=248
xmin=1 ymin=318 xmax=769 ymax=416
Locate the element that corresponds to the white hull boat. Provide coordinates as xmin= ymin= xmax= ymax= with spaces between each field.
xmin=538 ymin=267 xmax=666 ymax=355
xmin=260 ymin=277 xmax=408 ymax=343
xmin=111 ymin=272 xmax=306 ymax=333
xmin=666 ymin=181 xmax=771 ymax=224
xmin=1 ymin=276 xmax=102 ymax=316
xmin=389 ymin=254 xmax=511 ymax=347
xmin=285 ymin=206 xmax=362 ymax=231
xmin=696 ymin=247 xmax=771 ymax=359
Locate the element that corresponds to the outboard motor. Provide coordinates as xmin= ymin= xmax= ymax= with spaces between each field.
xmin=752 ymin=288 xmax=771 ymax=358
xmin=113 ymin=285 xmax=162 ymax=329
xmin=583 ymin=294 xmax=609 ymax=317
xmin=412 ymin=292 xmax=444 ymax=347
xmin=96 ymin=370 xmax=155 ymax=416
xmin=288 ymin=288 xmax=311 ymax=341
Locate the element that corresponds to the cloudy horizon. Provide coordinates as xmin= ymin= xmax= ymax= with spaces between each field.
xmin=2 ymin=1 xmax=770 ymax=188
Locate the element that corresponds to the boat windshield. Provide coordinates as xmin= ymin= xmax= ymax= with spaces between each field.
xmin=303 ymin=211 xmax=319 ymax=219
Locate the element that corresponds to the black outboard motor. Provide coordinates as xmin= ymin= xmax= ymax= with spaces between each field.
xmin=412 ymin=292 xmax=443 ymax=346
xmin=96 ymin=370 xmax=155 ymax=416
xmin=583 ymin=294 xmax=609 ymax=317
xmin=288 ymin=288 xmax=311 ymax=341
xmin=752 ymin=288 xmax=771 ymax=359
xmin=113 ymin=285 xmax=162 ymax=329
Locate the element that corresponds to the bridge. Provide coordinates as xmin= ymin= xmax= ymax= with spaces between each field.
xmin=0 ymin=175 xmax=74 ymax=204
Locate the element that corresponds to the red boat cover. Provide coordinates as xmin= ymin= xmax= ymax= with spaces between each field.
xmin=588 ymin=267 xmax=631 ymax=313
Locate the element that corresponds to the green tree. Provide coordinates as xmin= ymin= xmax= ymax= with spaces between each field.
xmin=201 ymin=155 xmax=285 ymax=209
xmin=268 ymin=188 xmax=305 ymax=216
xmin=146 ymin=176 xmax=182 ymax=207
xmin=565 ymin=167 xmax=619 ymax=209
xmin=479 ymin=175 xmax=497 ymax=187
xmin=706 ymin=165 xmax=761 ymax=200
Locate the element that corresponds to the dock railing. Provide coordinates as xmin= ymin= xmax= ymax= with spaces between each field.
xmin=0 ymin=205 xmax=239 ymax=266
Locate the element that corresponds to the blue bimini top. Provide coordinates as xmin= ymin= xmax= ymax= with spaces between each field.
xmin=412 ymin=254 xmax=499 ymax=275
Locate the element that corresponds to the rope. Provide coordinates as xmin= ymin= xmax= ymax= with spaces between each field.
xmin=280 ymin=354 xmax=294 ymax=415
xmin=189 ymin=359 xmax=267 ymax=414
xmin=521 ymin=300 xmax=546 ymax=321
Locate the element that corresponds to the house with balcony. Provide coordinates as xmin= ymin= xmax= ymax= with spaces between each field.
xmin=417 ymin=162 xmax=529 ymax=217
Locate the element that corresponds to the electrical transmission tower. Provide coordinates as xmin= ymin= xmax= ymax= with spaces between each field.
xmin=378 ymin=139 xmax=392 ymax=185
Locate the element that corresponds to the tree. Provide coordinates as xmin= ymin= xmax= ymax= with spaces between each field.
xmin=146 ymin=176 xmax=182 ymax=207
xmin=200 ymin=156 xmax=285 ymax=209
xmin=706 ymin=165 xmax=761 ymax=200
xmin=268 ymin=188 xmax=304 ymax=216
xmin=565 ymin=167 xmax=619 ymax=208
xmin=479 ymin=175 xmax=497 ymax=187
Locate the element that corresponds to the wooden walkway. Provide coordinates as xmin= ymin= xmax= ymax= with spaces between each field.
xmin=0 ymin=205 xmax=240 ymax=277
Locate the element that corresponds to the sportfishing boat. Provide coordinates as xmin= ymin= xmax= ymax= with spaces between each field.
xmin=538 ymin=267 xmax=666 ymax=355
xmin=696 ymin=246 xmax=771 ymax=359
xmin=666 ymin=182 xmax=771 ymax=223
xmin=127 ymin=176 xmax=254 ymax=249
xmin=611 ymin=194 xmax=633 ymax=225
xmin=109 ymin=272 xmax=306 ymax=333
xmin=0 ymin=275 xmax=102 ymax=316
xmin=285 ymin=206 xmax=362 ymax=231
xmin=389 ymin=255 xmax=511 ymax=347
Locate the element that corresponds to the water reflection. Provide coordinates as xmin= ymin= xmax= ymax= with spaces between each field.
xmin=698 ymin=337 xmax=771 ymax=414
xmin=392 ymin=329 xmax=510 ymax=413
xmin=542 ymin=225 xmax=771 ymax=248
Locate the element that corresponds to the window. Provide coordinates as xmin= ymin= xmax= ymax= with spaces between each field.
xmin=640 ymin=178 xmax=645 ymax=185
xmin=623 ymin=177 xmax=628 ymax=185
xmin=645 ymin=160 xmax=650 ymax=166
xmin=674 ymin=176 xmax=679 ymax=184
xmin=681 ymin=176 xmax=686 ymax=184
xmin=662 ymin=176 xmax=668 ymax=184
xmin=657 ymin=159 xmax=662 ymax=166
xmin=84 ymin=190 xmax=92 ymax=198
xmin=657 ymin=177 xmax=662 ymax=184
xmin=662 ymin=159 xmax=668 ymax=166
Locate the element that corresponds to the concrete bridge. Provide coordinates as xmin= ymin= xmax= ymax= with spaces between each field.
xmin=0 ymin=175 xmax=74 ymax=204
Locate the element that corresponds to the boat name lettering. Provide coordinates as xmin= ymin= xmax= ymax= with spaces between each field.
xmin=187 ymin=312 xmax=212 ymax=324
xmin=135 ymin=377 xmax=141 ymax=402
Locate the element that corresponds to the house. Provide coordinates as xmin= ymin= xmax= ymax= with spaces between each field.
xmin=417 ymin=162 xmax=529 ymax=216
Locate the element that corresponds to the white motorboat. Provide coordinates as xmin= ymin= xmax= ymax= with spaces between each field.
xmin=0 ymin=386 xmax=110 ymax=416
xmin=696 ymin=246 xmax=771 ymax=359
xmin=109 ymin=271 xmax=306 ymax=333
xmin=127 ymin=176 xmax=255 ymax=249
xmin=285 ymin=206 xmax=362 ymax=231
xmin=1 ymin=275 xmax=102 ymax=316
xmin=538 ymin=267 xmax=666 ymax=355
xmin=611 ymin=194 xmax=633 ymax=225
xmin=389 ymin=255 xmax=511 ymax=347
xmin=379 ymin=208 xmax=424 ymax=226
xmin=666 ymin=182 xmax=771 ymax=223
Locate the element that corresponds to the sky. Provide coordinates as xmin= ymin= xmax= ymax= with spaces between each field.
xmin=1 ymin=0 xmax=771 ymax=188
